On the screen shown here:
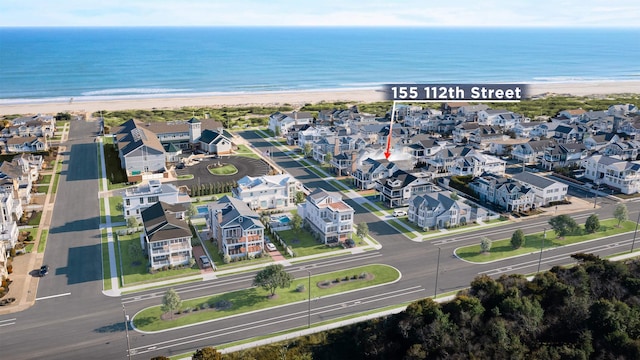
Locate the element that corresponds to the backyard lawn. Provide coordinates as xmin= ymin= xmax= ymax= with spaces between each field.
xmin=115 ymin=230 xmax=199 ymax=286
xmin=455 ymin=218 xmax=636 ymax=263
xmin=133 ymin=264 xmax=400 ymax=332
xmin=108 ymin=196 xmax=125 ymax=223
xmin=277 ymin=229 xmax=340 ymax=257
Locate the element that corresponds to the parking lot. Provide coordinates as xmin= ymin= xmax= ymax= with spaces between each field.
xmin=170 ymin=155 xmax=270 ymax=189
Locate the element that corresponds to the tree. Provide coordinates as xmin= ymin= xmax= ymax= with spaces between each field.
xmin=192 ymin=347 xmax=223 ymax=360
xmin=186 ymin=203 xmax=198 ymax=219
xmin=274 ymin=126 xmax=281 ymax=137
xmin=585 ymin=214 xmax=600 ymax=233
xmin=126 ymin=216 xmax=138 ymax=229
xmin=357 ymin=222 xmax=369 ymax=239
xmin=161 ymin=288 xmax=182 ymax=319
xmin=324 ymin=152 xmax=333 ymax=164
xmin=450 ymin=192 xmax=459 ymax=200
xmin=613 ymin=204 xmax=628 ymax=227
xmin=303 ymin=142 xmax=313 ymax=158
xmin=549 ymin=215 xmax=578 ymax=238
xmin=294 ymin=191 xmax=306 ymax=205
xmin=480 ymin=237 xmax=492 ymax=253
xmin=253 ymin=264 xmax=293 ymax=297
xmin=290 ymin=213 xmax=303 ymax=233
xmin=511 ymin=229 xmax=525 ymax=249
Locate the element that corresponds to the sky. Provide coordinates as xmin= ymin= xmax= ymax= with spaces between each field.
xmin=2 ymin=0 xmax=639 ymax=27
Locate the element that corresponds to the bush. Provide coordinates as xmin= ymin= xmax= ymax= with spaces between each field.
xmin=296 ymin=284 xmax=306 ymax=292
xmin=334 ymin=278 xmax=341 ymax=283
xmin=223 ymin=254 xmax=231 ymax=264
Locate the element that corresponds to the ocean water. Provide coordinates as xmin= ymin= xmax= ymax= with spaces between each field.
xmin=0 ymin=27 xmax=639 ymax=103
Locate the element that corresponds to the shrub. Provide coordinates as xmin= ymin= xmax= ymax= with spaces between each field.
xmin=223 ymin=254 xmax=231 ymax=264
xmin=334 ymin=278 xmax=341 ymax=283
xmin=296 ymin=284 xmax=306 ymax=292
xmin=351 ymin=274 xmax=358 ymax=280
xmin=343 ymin=276 xmax=349 ymax=281
xmin=359 ymin=272 xmax=367 ymax=279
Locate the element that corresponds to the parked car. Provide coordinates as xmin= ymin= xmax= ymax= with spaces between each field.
xmin=39 ymin=265 xmax=49 ymax=277
xmin=392 ymin=210 xmax=407 ymax=217
xmin=266 ymin=243 xmax=277 ymax=252
xmin=199 ymin=255 xmax=211 ymax=268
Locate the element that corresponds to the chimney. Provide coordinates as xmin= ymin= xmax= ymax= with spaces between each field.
xmin=217 ymin=210 xmax=222 ymax=226
xmin=334 ymin=138 xmax=340 ymax=157
xmin=351 ymin=152 xmax=358 ymax=174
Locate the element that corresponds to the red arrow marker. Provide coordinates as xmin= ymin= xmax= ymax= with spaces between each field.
xmin=384 ymin=102 xmax=397 ymax=159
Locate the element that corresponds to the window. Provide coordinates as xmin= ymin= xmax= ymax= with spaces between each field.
xmin=148 ymin=196 xmax=159 ymax=203
xmin=125 ymin=199 xmax=130 ymax=206
xmin=140 ymin=198 xmax=144 ymax=204
xmin=340 ymin=214 xmax=351 ymax=221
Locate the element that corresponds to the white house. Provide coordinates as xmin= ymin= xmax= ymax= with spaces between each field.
xmin=582 ymin=154 xmax=640 ymax=194
xmin=141 ymin=201 xmax=192 ymax=270
xmin=512 ymin=172 xmax=568 ymax=206
xmin=408 ymin=191 xmax=472 ymax=230
xmin=0 ymin=191 xmax=21 ymax=250
xmin=122 ymin=180 xmax=190 ymax=219
xmin=209 ymin=196 xmax=265 ymax=259
xmin=268 ymin=111 xmax=314 ymax=136
xmin=232 ymin=174 xmax=302 ymax=210
xmin=297 ymin=189 xmax=354 ymax=246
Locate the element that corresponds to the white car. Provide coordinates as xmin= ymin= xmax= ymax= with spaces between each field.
xmin=392 ymin=210 xmax=407 ymax=217
xmin=266 ymin=243 xmax=277 ymax=251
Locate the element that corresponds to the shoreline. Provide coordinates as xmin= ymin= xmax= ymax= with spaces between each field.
xmin=0 ymin=81 xmax=639 ymax=116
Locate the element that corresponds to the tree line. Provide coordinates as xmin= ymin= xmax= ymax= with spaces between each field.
xmin=191 ymin=181 xmax=237 ymax=197
xmin=202 ymin=254 xmax=640 ymax=360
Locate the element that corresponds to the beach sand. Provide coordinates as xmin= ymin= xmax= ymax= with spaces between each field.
xmin=0 ymin=81 xmax=638 ymax=116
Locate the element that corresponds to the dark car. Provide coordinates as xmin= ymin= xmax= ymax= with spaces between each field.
xmin=199 ymin=255 xmax=211 ymax=268
xmin=39 ymin=265 xmax=49 ymax=277
xmin=176 ymin=163 xmax=185 ymax=169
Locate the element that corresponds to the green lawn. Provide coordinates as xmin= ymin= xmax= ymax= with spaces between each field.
xmin=276 ymin=229 xmax=339 ymax=257
xmin=235 ymin=144 xmax=261 ymax=159
xmin=27 ymin=211 xmax=43 ymax=226
xmin=51 ymin=164 xmax=62 ymax=195
xmin=37 ymin=229 xmax=48 ymax=253
xmin=115 ymin=230 xmax=199 ymax=286
xmin=384 ymin=218 xmax=418 ymax=239
xmin=456 ymin=219 xmax=636 ymax=263
xmin=40 ymin=174 xmax=52 ymax=184
xmin=361 ymin=202 xmax=386 ymax=217
xmin=101 ymin=230 xmax=112 ymax=291
xmin=108 ymin=196 xmax=125 ymax=223
xmin=36 ymin=184 xmax=49 ymax=193
xmin=177 ymin=174 xmax=194 ymax=180
xmin=133 ymin=264 xmax=400 ymax=332
xmin=207 ymin=164 xmax=238 ymax=175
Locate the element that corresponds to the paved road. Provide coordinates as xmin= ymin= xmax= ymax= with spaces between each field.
xmin=0 ymin=127 xmax=636 ymax=360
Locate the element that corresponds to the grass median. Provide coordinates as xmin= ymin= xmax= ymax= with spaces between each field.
xmin=132 ymin=264 xmax=400 ymax=332
xmin=455 ymin=219 xmax=636 ymax=263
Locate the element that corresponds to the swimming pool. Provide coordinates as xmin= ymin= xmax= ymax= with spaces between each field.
xmin=197 ymin=206 xmax=208 ymax=215
xmin=279 ymin=216 xmax=290 ymax=224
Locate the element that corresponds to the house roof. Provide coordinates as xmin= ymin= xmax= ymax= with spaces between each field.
xmin=199 ymin=129 xmax=226 ymax=144
xmin=512 ymin=172 xmax=556 ymax=189
xmin=141 ymin=202 xmax=190 ymax=243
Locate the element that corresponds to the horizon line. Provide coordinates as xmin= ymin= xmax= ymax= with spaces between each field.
xmin=1 ymin=25 xmax=639 ymax=29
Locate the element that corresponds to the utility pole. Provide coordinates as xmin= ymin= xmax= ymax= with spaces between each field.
xmin=122 ymin=304 xmax=132 ymax=360
xmin=434 ymin=247 xmax=441 ymax=298
xmin=537 ymin=229 xmax=546 ymax=274
xmin=632 ymin=212 xmax=640 ymax=253
xmin=307 ymin=270 xmax=311 ymax=328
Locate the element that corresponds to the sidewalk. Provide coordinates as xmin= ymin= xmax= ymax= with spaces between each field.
xmin=0 ymin=124 xmax=68 ymax=315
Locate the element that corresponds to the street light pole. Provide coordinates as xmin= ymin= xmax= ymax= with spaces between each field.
xmin=537 ymin=229 xmax=546 ymax=274
xmin=307 ymin=270 xmax=311 ymax=328
xmin=434 ymin=247 xmax=441 ymax=298
xmin=122 ymin=304 xmax=132 ymax=360
xmin=632 ymin=212 xmax=640 ymax=253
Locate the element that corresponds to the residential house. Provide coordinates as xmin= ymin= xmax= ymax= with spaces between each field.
xmin=141 ymin=201 xmax=192 ymax=270
xmin=5 ymin=136 xmax=48 ymax=153
xmin=233 ymin=174 xmax=302 ymax=210
xmin=452 ymin=123 xmax=479 ymax=144
xmin=408 ymin=191 xmax=472 ymax=229
xmin=468 ymin=125 xmax=507 ymax=150
xmin=512 ymin=139 xmax=556 ymax=164
xmin=582 ymin=155 xmax=640 ymax=194
xmin=602 ymin=139 xmax=640 ymax=160
xmin=584 ymin=133 xmax=619 ymax=152
xmin=352 ymin=158 xmax=401 ymax=190
xmin=0 ymin=191 xmax=22 ymax=250
xmin=512 ymin=172 xmax=568 ymax=206
xmin=268 ymin=111 xmax=314 ymax=136
xmin=378 ymin=170 xmax=433 ymax=208
xmin=426 ymin=146 xmax=476 ymax=176
xmin=541 ymin=143 xmax=588 ymax=170
xmin=469 ymin=173 xmax=536 ymax=213
xmin=553 ymin=124 xmax=587 ymax=143
xmin=617 ymin=115 xmax=640 ymax=139
xmin=3 ymin=114 xmax=56 ymax=138
xmin=529 ymin=121 xmax=561 ymax=139
xmin=209 ymin=195 xmax=265 ymax=259
xmin=450 ymin=152 xmax=506 ymax=177
xmin=297 ymin=189 xmax=354 ymax=245
xmin=558 ymin=109 xmax=587 ymax=122
xmin=0 ymin=157 xmax=36 ymax=205
xmin=298 ymin=126 xmax=337 ymax=150
xmin=115 ymin=124 xmax=166 ymax=181
xmin=143 ymin=117 xmax=225 ymax=150
xmin=608 ymin=104 xmax=638 ymax=116
xmin=284 ymin=124 xmax=311 ymax=145
xmin=477 ymin=109 xmax=522 ymax=129
xmin=123 ymin=180 xmax=190 ymax=219
xmin=512 ymin=121 xmax=543 ymax=139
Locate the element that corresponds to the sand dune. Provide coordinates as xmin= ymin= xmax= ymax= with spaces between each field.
xmin=0 ymin=81 xmax=638 ymax=116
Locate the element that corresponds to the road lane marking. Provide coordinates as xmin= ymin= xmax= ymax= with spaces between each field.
xmin=0 ymin=318 xmax=16 ymax=327
xmin=36 ymin=292 xmax=71 ymax=301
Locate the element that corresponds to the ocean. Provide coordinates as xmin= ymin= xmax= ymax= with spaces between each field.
xmin=1 ymin=27 xmax=639 ymax=103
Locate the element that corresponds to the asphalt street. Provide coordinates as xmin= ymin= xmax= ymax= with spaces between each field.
xmin=0 ymin=126 xmax=637 ymax=360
